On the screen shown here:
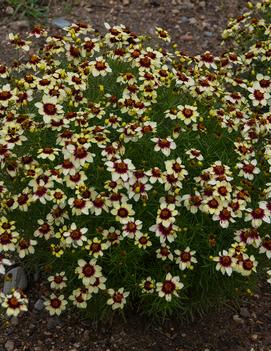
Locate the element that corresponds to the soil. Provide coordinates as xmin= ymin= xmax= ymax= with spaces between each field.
xmin=0 ymin=0 xmax=270 ymax=350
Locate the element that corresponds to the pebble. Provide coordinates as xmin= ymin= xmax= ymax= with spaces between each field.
xmin=189 ymin=17 xmax=197 ymax=25
xmin=47 ymin=317 xmax=59 ymax=330
xmin=51 ymin=18 xmax=71 ymax=29
xmin=233 ymin=314 xmax=244 ymax=324
xmin=11 ymin=20 xmax=29 ymax=31
xmin=180 ymin=34 xmax=193 ymax=42
xmin=240 ymin=307 xmax=250 ymax=318
xmin=10 ymin=316 xmax=18 ymax=326
xmin=199 ymin=1 xmax=206 ymax=7
xmin=5 ymin=340 xmax=15 ymax=351
xmin=3 ymin=266 xmax=28 ymax=295
xmin=251 ymin=334 xmax=258 ymax=341
xmin=122 ymin=0 xmax=130 ymax=5
xmin=5 ymin=6 xmax=14 ymax=15
xmin=204 ymin=31 xmax=213 ymax=37
xmin=34 ymin=298 xmax=45 ymax=311
xmin=180 ymin=16 xmax=189 ymax=23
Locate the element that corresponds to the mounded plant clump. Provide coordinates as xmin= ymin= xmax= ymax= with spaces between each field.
xmin=0 ymin=0 xmax=270 ymax=320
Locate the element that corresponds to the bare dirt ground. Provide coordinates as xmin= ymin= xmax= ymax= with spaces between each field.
xmin=0 ymin=0 xmax=270 ymax=350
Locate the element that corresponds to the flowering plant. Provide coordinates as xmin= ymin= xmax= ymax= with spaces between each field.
xmin=0 ymin=1 xmax=270 ymax=320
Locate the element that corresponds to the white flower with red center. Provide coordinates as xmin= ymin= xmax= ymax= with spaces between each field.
xmin=165 ymin=107 xmax=178 ymax=120
xmin=75 ymin=259 xmax=102 ymax=286
xmin=200 ymin=197 xmax=223 ymax=215
xmin=1 ymin=290 xmax=28 ymax=317
xmin=236 ymin=254 xmax=258 ymax=276
xmin=17 ymin=238 xmax=37 ymax=258
xmin=234 ymin=228 xmax=261 ymax=248
xmin=134 ymin=233 xmax=152 ymax=249
xmin=152 ymin=137 xmax=176 ymax=157
xmin=63 ymin=223 xmax=88 ymax=247
xmin=106 ymin=159 xmax=135 ymax=182
xmin=139 ymin=277 xmax=156 ymax=294
xmin=211 ymin=180 xmax=232 ymax=202
xmin=237 ymin=159 xmax=260 ymax=180
xmin=65 ymin=171 xmax=87 ymax=189
xmin=32 ymin=185 xmax=51 ymax=204
xmin=64 ymin=144 xmax=94 ymax=168
xmin=245 ymin=205 xmax=270 ymax=228
xmin=247 ymin=87 xmax=270 ymax=106
xmin=69 ymin=287 xmax=92 ymax=309
xmin=102 ymin=227 xmax=122 ymax=246
xmin=145 ymin=167 xmax=164 ymax=184
xmin=213 ymin=250 xmax=236 ymax=276
xmin=174 ymin=247 xmax=197 ymax=270
xmin=156 ymin=244 xmax=173 ymax=261
xmin=259 ymin=236 xmax=271 ymax=259
xmin=44 ymin=294 xmax=68 ymax=316
xmin=46 ymin=204 xmax=69 ymax=226
xmin=48 ymin=272 xmax=67 ymax=290
xmin=0 ymin=84 xmax=14 ymax=108
xmin=107 ymin=288 xmax=130 ymax=310
xmin=212 ymin=207 xmax=235 ymax=228
xmin=127 ymin=179 xmax=152 ymax=202
xmin=0 ymin=254 xmax=12 ymax=275
xmin=253 ymin=74 xmax=271 ymax=91
xmin=50 ymin=189 xmax=67 ymax=205
xmin=156 ymin=273 xmax=184 ymax=302
xmin=149 ymin=222 xmax=178 ymax=243
xmin=122 ymin=219 xmax=142 ymax=239
xmin=181 ymin=193 xmax=202 ymax=214
xmin=90 ymin=193 xmax=110 ymax=216
xmin=267 ymin=270 xmax=271 ymax=285
xmin=66 ymin=72 xmax=87 ymax=90
xmin=197 ymin=51 xmax=217 ymax=69
xmin=37 ymin=147 xmax=60 ymax=161
xmin=111 ymin=202 xmax=135 ymax=224
xmin=155 ymin=27 xmax=171 ymax=42
xmin=85 ymin=238 xmax=108 ymax=258
xmin=13 ymin=188 xmax=32 ymax=211
xmin=34 ymin=219 xmax=54 ymax=240
xmin=234 ymin=141 xmax=255 ymax=160
xmin=0 ymin=230 xmax=19 ymax=252
xmin=164 ymin=158 xmax=188 ymax=180
xmin=185 ymin=148 xmax=204 ymax=161
xmin=157 ymin=203 xmax=178 ymax=227
xmin=177 ymin=105 xmax=199 ymax=125
xmin=35 ymin=95 xmax=63 ymax=123
xmin=89 ymin=275 xmax=107 ymax=294
xmin=68 ymin=197 xmax=92 ymax=216
xmin=90 ymin=56 xmax=112 ymax=77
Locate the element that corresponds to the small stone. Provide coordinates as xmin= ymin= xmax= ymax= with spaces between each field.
xmin=199 ymin=1 xmax=206 ymax=7
xmin=11 ymin=20 xmax=29 ymax=31
xmin=47 ymin=317 xmax=59 ymax=330
xmin=51 ymin=18 xmax=72 ymax=29
xmin=5 ymin=6 xmax=14 ymax=15
xmin=10 ymin=316 xmax=19 ymax=326
xmin=34 ymin=298 xmax=44 ymax=311
xmin=204 ymin=31 xmax=213 ymax=38
xmin=233 ymin=314 xmax=244 ymax=324
xmin=3 ymin=266 xmax=28 ymax=294
xmin=5 ymin=340 xmax=15 ymax=351
xmin=122 ymin=0 xmax=130 ymax=5
xmin=251 ymin=334 xmax=258 ymax=341
xmin=82 ymin=330 xmax=90 ymax=340
xmin=240 ymin=307 xmax=250 ymax=318
xmin=180 ymin=16 xmax=189 ymax=23
xmin=189 ymin=17 xmax=197 ymax=25
xmin=180 ymin=34 xmax=193 ymax=42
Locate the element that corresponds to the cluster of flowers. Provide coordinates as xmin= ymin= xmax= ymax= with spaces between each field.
xmin=0 ymin=0 xmax=270 ymax=318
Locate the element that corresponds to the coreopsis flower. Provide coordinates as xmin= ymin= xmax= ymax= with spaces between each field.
xmin=75 ymin=259 xmax=102 ymax=286
xmin=105 ymin=159 xmax=135 ymax=182
xmin=9 ymin=33 xmax=30 ymax=51
xmin=185 ymin=148 xmax=204 ymax=161
xmin=17 ymin=238 xmax=37 ymax=258
xmin=89 ymin=275 xmax=107 ymax=294
xmin=174 ymin=247 xmax=197 ymax=270
xmin=69 ymin=287 xmax=92 ymax=309
xmin=107 ymin=288 xmax=130 ymax=310
xmin=50 ymin=244 xmax=65 ymax=258
xmin=145 ymin=167 xmax=164 ymax=184
xmin=212 ymin=207 xmax=235 ymax=228
xmin=177 ymin=105 xmax=199 ymax=125
xmin=213 ymin=250 xmax=236 ymax=276
xmin=150 ymin=222 xmax=178 ymax=243
xmin=46 ymin=204 xmax=69 ymax=225
xmin=234 ymin=228 xmax=261 ymax=248
xmin=102 ymin=227 xmax=122 ymax=246
xmin=201 ymin=197 xmax=223 ymax=215
xmin=152 ymin=137 xmax=176 ymax=156
xmin=259 ymin=236 xmax=271 ymax=259
xmin=1 ymin=290 xmax=28 ymax=317
xmin=182 ymin=193 xmax=202 ymax=214
xmin=156 ymin=273 xmax=184 ymax=302
xmin=247 ymin=87 xmax=270 ymax=106
xmin=157 ymin=203 xmax=178 ymax=228
xmin=111 ymin=202 xmax=135 ymax=224
xmin=85 ymin=238 xmax=108 ymax=258
xmin=48 ymin=272 xmax=67 ymax=290
xmin=44 ymin=294 xmax=68 ymax=316
xmin=164 ymin=158 xmax=188 ymax=179
xmin=0 ymin=254 xmax=12 ymax=275
xmin=90 ymin=56 xmax=112 ymax=77
xmin=267 ymin=270 xmax=271 ymax=285
xmin=63 ymin=223 xmax=88 ymax=247
xmin=237 ymin=159 xmax=260 ymax=180
xmin=139 ymin=277 xmax=156 ymax=294
xmin=90 ymin=194 xmax=110 ymax=216
xmin=68 ymin=197 xmax=92 ymax=216
xmin=35 ymin=95 xmax=63 ymax=123
xmin=122 ymin=219 xmax=142 ymax=239
xmin=236 ymin=254 xmax=258 ymax=276
xmin=245 ymin=205 xmax=270 ymax=227
xmin=156 ymin=244 xmax=173 ymax=261
xmin=155 ymin=27 xmax=171 ymax=42
xmin=34 ymin=219 xmax=54 ymax=240
xmin=0 ymin=230 xmax=19 ymax=252
xmin=135 ymin=233 xmax=152 ymax=249
xmin=37 ymin=147 xmax=60 ymax=161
